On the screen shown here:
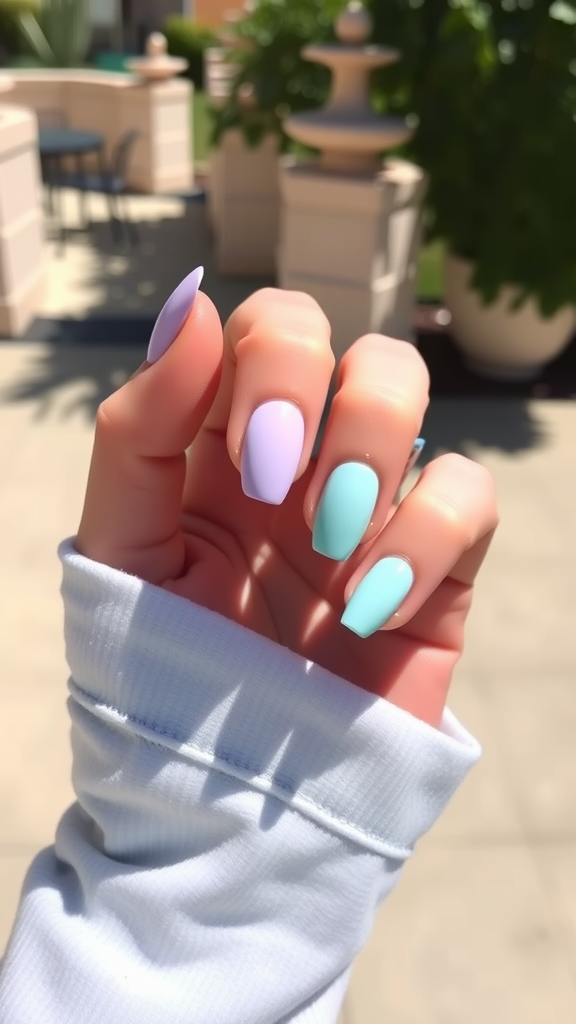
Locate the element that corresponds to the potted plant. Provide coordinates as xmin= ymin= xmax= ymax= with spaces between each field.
xmin=371 ymin=0 xmax=576 ymax=379
xmin=211 ymin=0 xmax=342 ymax=149
xmin=204 ymin=0 xmax=342 ymax=276
xmin=219 ymin=0 xmax=576 ymax=377
xmin=17 ymin=0 xmax=92 ymax=68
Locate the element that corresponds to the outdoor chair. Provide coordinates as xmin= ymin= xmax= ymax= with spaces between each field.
xmin=50 ymin=130 xmax=140 ymax=247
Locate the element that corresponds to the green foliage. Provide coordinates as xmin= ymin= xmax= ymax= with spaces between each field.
xmin=192 ymin=88 xmax=211 ymax=162
xmin=211 ymin=0 xmax=345 ymax=149
xmin=18 ymin=0 xmax=91 ymax=67
xmin=377 ymin=0 xmax=576 ymax=317
xmin=0 ymin=0 xmax=38 ymax=56
xmin=215 ymin=0 xmax=576 ymax=316
xmin=162 ymin=15 xmax=218 ymax=90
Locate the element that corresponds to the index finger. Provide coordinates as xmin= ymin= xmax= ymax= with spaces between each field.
xmin=76 ymin=276 xmax=224 ymax=584
xmin=195 ymin=288 xmax=334 ymax=505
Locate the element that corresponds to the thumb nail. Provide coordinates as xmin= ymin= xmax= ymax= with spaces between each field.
xmin=147 ymin=265 xmax=204 ymax=364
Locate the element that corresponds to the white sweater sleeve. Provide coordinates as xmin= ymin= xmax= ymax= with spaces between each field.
xmin=0 ymin=541 xmax=480 ymax=1024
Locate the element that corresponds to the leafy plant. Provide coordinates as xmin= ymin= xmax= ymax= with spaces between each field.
xmin=211 ymin=0 xmax=345 ymax=149
xmin=216 ymin=0 xmax=576 ymax=317
xmin=384 ymin=0 xmax=576 ymax=316
xmin=18 ymin=0 xmax=91 ymax=68
xmin=0 ymin=0 xmax=39 ymax=58
xmin=162 ymin=15 xmax=218 ymax=90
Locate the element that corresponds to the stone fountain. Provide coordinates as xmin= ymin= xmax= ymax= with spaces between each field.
xmin=278 ymin=1 xmax=426 ymax=357
xmin=126 ymin=33 xmax=188 ymax=83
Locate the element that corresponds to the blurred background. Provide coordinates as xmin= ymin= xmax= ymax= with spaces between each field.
xmin=0 ymin=1 xmax=575 ymax=1021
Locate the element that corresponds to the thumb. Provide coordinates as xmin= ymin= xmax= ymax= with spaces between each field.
xmin=76 ymin=272 xmax=224 ymax=583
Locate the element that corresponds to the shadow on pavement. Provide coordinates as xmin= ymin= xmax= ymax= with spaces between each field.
xmin=0 ymin=197 xmax=561 ymax=454
xmin=0 ymin=339 xmax=551 ymax=462
xmin=420 ymin=397 xmax=549 ymax=461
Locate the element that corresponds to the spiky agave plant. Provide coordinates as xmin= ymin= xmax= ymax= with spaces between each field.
xmin=19 ymin=0 xmax=91 ymax=68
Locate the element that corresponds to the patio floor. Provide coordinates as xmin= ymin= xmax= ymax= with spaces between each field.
xmin=1 ymin=191 xmax=575 ymax=1023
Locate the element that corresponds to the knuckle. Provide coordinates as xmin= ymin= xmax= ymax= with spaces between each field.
xmin=358 ymin=333 xmax=430 ymax=382
xmin=340 ymin=334 xmax=430 ymax=418
xmin=95 ymin=391 xmax=131 ymax=443
xmin=420 ymin=490 xmax=466 ymax=529
xmin=95 ymin=397 xmax=116 ymax=434
xmin=416 ymin=489 xmax=475 ymax=550
xmin=436 ymin=454 xmax=498 ymax=514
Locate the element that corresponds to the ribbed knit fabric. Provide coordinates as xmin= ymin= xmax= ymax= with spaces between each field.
xmin=0 ymin=542 xmax=481 ymax=1024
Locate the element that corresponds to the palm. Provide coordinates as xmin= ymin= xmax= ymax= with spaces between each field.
xmin=165 ymin=432 xmax=469 ymax=716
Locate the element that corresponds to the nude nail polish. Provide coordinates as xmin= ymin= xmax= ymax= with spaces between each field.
xmin=147 ymin=265 xmax=204 ymax=364
xmin=241 ymin=400 xmax=305 ymax=504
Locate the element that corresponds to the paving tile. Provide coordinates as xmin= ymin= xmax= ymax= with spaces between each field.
xmin=479 ymin=674 xmax=576 ymax=841
xmin=38 ymin=191 xmax=268 ymax=326
xmin=532 ymin=844 xmax=576 ymax=972
xmin=0 ymin=673 xmax=73 ymax=849
xmin=345 ymin=846 xmax=576 ymax=1024
xmin=425 ymin=674 xmax=524 ymax=847
xmin=463 ymin=556 xmax=575 ymax=677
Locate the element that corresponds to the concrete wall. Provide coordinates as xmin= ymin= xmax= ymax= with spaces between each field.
xmin=0 ymin=104 xmax=45 ymax=337
xmin=0 ymin=70 xmax=193 ymax=195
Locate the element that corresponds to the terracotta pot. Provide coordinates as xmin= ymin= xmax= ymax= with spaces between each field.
xmin=444 ymin=254 xmax=576 ymax=381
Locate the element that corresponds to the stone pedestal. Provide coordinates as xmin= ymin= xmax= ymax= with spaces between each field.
xmin=0 ymin=104 xmax=45 ymax=337
xmin=278 ymin=1 xmax=426 ymax=356
xmin=118 ymin=79 xmax=193 ymax=194
xmin=278 ymin=157 xmax=426 ymax=357
xmin=209 ymin=128 xmax=280 ymax=276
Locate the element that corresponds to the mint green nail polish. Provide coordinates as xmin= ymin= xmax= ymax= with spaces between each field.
xmin=341 ymin=557 xmax=414 ymax=638
xmin=313 ymin=462 xmax=379 ymax=561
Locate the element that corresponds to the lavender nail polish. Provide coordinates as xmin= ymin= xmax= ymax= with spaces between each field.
xmin=241 ymin=400 xmax=305 ymax=504
xmin=147 ymin=265 xmax=204 ymax=364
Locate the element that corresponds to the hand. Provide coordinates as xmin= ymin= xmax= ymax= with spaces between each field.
xmin=76 ymin=283 xmax=498 ymax=728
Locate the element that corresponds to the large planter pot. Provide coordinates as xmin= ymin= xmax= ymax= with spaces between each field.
xmin=444 ymin=254 xmax=576 ymax=381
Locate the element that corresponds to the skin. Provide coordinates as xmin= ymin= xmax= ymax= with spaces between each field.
xmin=76 ymin=288 xmax=499 ymax=728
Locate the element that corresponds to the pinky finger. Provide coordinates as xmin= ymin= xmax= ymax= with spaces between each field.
xmin=341 ymin=454 xmax=498 ymax=639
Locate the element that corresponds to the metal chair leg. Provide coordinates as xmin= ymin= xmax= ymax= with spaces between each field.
xmin=121 ymin=193 xmax=139 ymax=246
xmin=106 ymin=193 xmax=123 ymax=244
xmin=53 ymin=183 xmax=67 ymax=255
xmin=79 ymin=188 xmax=90 ymax=230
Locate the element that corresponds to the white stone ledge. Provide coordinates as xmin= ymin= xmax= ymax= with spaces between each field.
xmin=0 ymin=70 xmax=193 ymax=195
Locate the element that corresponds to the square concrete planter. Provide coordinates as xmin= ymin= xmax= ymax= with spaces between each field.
xmin=209 ymin=129 xmax=280 ymax=276
xmin=278 ymin=157 xmax=426 ymax=360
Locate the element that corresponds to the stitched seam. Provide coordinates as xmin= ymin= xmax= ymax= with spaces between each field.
xmin=69 ymin=680 xmax=412 ymax=858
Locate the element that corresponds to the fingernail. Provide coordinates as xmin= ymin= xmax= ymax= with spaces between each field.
xmin=341 ymin=557 xmax=414 ymax=638
xmin=313 ymin=462 xmax=379 ymax=561
xmin=147 ymin=265 xmax=204 ymax=364
xmin=402 ymin=437 xmax=426 ymax=481
xmin=241 ymin=400 xmax=305 ymax=504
